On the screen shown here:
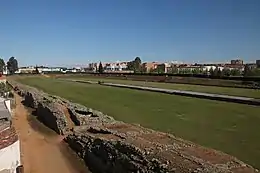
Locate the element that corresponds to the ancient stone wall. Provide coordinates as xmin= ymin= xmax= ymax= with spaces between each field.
xmin=9 ymin=81 xmax=114 ymax=135
xmin=9 ymin=80 xmax=258 ymax=173
xmin=11 ymin=81 xmax=69 ymax=134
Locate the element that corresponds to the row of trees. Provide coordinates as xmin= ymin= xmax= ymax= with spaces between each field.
xmin=209 ymin=68 xmax=242 ymax=77
xmin=0 ymin=57 xmax=19 ymax=74
xmin=244 ymin=65 xmax=260 ymax=77
xmin=167 ymin=66 xmax=255 ymax=77
xmin=156 ymin=66 xmax=243 ymax=76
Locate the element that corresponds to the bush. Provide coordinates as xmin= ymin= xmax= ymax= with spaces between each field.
xmin=98 ymin=81 xmax=104 ymax=84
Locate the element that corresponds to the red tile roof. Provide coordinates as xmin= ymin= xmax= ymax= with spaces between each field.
xmin=0 ymin=127 xmax=18 ymax=150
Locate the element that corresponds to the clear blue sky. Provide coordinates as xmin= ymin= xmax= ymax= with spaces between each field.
xmin=0 ymin=0 xmax=259 ymax=67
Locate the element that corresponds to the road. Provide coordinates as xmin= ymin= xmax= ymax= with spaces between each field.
xmin=12 ymin=93 xmax=90 ymax=173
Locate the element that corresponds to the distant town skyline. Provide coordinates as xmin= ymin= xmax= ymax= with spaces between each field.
xmin=1 ymin=0 xmax=260 ymax=67
xmin=0 ymin=56 xmax=258 ymax=68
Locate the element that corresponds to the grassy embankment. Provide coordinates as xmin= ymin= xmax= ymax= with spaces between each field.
xmin=16 ymin=76 xmax=260 ymax=169
xmin=60 ymin=75 xmax=260 ymax=99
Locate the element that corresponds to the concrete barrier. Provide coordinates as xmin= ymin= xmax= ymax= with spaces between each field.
xmin=103 ymin=83 xmax=260 ymax=106
xmin=70 ymin=79 xmax=260 ymax=106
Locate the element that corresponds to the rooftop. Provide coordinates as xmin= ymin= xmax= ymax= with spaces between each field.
xmin=0 ymin=97 xmax=17 ymax=150
xmin=0 ymin=99 xmax=12 ymax=132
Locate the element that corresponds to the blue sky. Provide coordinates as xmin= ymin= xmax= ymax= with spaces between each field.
xmin=0 ymin=0 xmax=260 ymax=66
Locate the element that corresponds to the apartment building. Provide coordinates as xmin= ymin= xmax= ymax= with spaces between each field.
xmin=178 ymin=65 xmax=204 ymax=73
xmin=156 ymin=63 xmax=171 ymax=73
xmin=105 ymin=62 xmax=128 ymax=71
xmin=88 ymin=63 xmax=98 ymax=72
xmin=15 ymin=66 xmax=36 ymax=74
xmin=89 ymin=61 xmax=128 ymax=72
xmin=231 ymin=59 xmax=243 ymax=65
xmin=38 ymin=67 xmax=64 ymax=73
xmin=223 ymin=64 xmax=244 ymax=71
xmin=256 ymin=60 xmax=260 ymax=68
xmin=142 ymin=62 xmax=158 ymax=72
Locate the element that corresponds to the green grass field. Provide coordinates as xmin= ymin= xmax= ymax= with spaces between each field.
xmin=60 ymin=75 xmax=260 ymax=99
xmin=16 ymin=76 xmax=260 ymax=169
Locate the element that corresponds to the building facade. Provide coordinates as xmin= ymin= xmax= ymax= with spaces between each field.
xmin=231 ymin=59 xmax=243 ymax=65
xmin=105 ymin=62 xmax=128 ymax=72
xmin=256 ymin=60 xmax=260 ymax=68
xmin=89 ymin=61 xmax=128 ymax=72
xmin=156 ymin=63 xmax=171 ymax=73
xmin=142 ymin=62 xmax=158 ymax=72
xmin=38 ymin=67 xmax=63 ymax=73
xmin=16 ymin=66 xmax=36 ymax=74
xmin=0 ymin=98 xmax=22 ymax=173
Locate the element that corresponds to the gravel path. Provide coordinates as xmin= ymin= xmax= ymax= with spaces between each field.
xmin=12 ymin=93 xmax=90 ymax=173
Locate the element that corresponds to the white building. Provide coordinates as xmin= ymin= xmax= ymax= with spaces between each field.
xmin=105 ymin=62 xmax=128 ymax=72
xmin=15 ymin=66 xmax=36 ymax=74
xmin=38 ymin=67 xmax=63 ymax=73
xmin=3 ymin=66 xmax=9 ymax=75
xmin=0 ymin=97 xmax=22 ymax=173
xmin=202 ymin=65 xmax=217 ymax=71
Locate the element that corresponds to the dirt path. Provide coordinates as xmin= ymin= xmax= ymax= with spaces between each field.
xmin=12 ymin=94 xmax=90 ymax=173
xmin=61 ymin=105 xmax=75 ymax=130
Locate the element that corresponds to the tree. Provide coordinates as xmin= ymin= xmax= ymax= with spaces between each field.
xmin=222 ymin=68 xmax=231 ymax=76
xmin=252 ymin=69 xmax=260 ymax=76
xmin=127 ymin=61 xmax=134 ymax=70
xmin=244 ymin=65 xmax=252 ymax=77
xmin=98 ymin=62 xmax=104 ymax=73
xmin=230 ymin=69 xmax=241 ymax=76
xmin=169 ymin=66 xmax=178 ymax=74
xmin=184 ymin=68 xmax=191 ymax=74
xmin=209 ymin=67 xmax=214 ymax=76
xmin=209 ymin=67 xmax=223 ymax=77
xmin=127 ymin=57 xmax=142 ymax=73
xmin=203 ymin=68 xmax=209 ymax=75
xmin=7 ymin=57 xmax=18 ymax=74
xmin=35 ymin=65 xmax=40 ymax=74
xmin=213 ymin=67 xmax=219 ymax=77
xmin=192 ymin=68 xmax=201 ymax=75
xmin=245 ymin=68 xmax=260 ymax=77
xmin=134 ymin=57 xmax=141 ymax=64
xmin=156 ymin=66 xmax=165 ymax=74
xmin=149 ymin=68 xmax=157 ymax=73
xmin=217 ymin=68 xmax=223 ymax=77
xmin=0 ymin=58 xmax=5 ymax=73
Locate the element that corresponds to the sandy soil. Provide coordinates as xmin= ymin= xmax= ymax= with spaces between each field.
xmin=12 ymin=94 xmax=90 ymax=173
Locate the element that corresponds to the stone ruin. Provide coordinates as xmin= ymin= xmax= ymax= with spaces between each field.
xmin=9 ymin=80 xmax=258 ymax=173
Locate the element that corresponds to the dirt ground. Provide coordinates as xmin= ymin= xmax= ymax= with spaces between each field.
xmin=12 ymin=94 xmax=90 ymax=173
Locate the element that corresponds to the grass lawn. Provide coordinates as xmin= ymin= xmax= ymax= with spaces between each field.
xmin=61 ymin=75 xmax=260 ymax=99
xmin=16 ymin=76 xmax=260 ymax=169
